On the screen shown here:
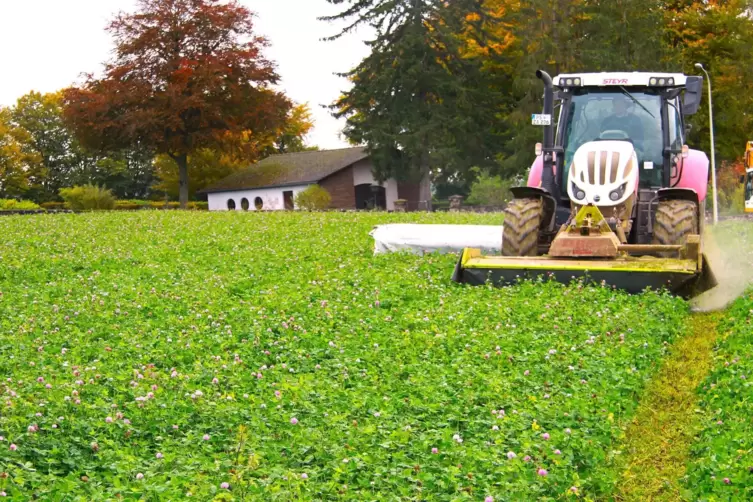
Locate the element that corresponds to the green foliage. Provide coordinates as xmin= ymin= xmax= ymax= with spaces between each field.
xmin=324 ymin=0 xmax=505 ymax=192
xmin=9 ymin=91 xmax=156 ymax=202
xmin=59 ymin=184 xmax=116 ymax=210
xmin=0 ymin=107 xmax=45 ymax=198
xmin=39 ymin=201 xmax=66 ymax=210
xmin=294 ymin=184 xmax=332 ymax=210
xmin=0 ymin=210 xmax=691 ymax=499
xmin=716 ymin=184 xmax=745 ymax=215
xmin=466 ymin=170 xmax=517 ymax=206
xmin=154 ymin=149 xmax=250 ymax=200
xmin=0 ymin=199 xmax=42 ymax=210
xmin=684 ymin=222 xmax=753 ymax=499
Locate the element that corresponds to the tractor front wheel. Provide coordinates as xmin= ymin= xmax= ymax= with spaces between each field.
xmin=652 ymin=199 xmax=699 ymax=256
xmin=502 ymin=197 xmax=543 ymax=256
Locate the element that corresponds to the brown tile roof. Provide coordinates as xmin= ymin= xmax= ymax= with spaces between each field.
xmin=200 ymin=147 xmax=369 ymax=193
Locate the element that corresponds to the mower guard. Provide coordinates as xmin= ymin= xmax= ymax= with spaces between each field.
xmin=451 ymin=248 xmax=718 ymax=298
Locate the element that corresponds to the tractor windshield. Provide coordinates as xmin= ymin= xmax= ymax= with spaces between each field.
xmin=561 ymin=89 xmax=663 ymax=190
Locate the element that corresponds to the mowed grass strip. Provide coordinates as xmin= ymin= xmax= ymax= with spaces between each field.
xmin=611 ymin=313 xmax=720 ymax=501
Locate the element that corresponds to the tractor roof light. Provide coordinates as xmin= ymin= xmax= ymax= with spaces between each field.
xmin=559 ymin=76 xmax=582 ymax=87
xmin=651 ymin=76 xmax=676 ymax=87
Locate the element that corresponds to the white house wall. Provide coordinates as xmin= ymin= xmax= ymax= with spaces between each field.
xmin=352 ymin=160 xmax=399 ymax=210
xmin=207 ymin=185 xmax=311 ymax=211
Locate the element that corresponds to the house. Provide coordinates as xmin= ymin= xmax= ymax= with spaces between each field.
xmin=200 ymin=147 xmax=425 ymax=211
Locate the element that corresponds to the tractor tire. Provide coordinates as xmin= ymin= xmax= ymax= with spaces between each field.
xmin=652 ymin=199 xmax=699 ymax=256
xmin=502 ymin=197 xmax=543 ymax=256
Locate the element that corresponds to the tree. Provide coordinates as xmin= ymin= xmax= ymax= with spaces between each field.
xmin=0 ymin=108 xmax=45 ymax=198
xmin=62 ymin=0 xmax=292 ymax=208
xmin=265 ymin=103 xmax=317 ymax=156
xmin=153 ymin=101 xmax=317 ymax=198
xmin=9 ymin=91 xmax=81 ymax=202
xmin=9 ymin=91 xmax=157 ymax=202
xmin=322 ymin=0 xmax=507 ymax=210
xmin=665 ymin=0 xmax=753 ymax=164
xmin=153 ymin=148 xmax=247 ymax=200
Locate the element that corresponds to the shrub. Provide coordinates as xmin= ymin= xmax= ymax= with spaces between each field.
xmin=59 ymin=184 xmax=116 ymax=210
xmin=40 ymin=201 xmax=66 ymax=210
xmin=294 ymin=185 xmax=331 ymax=211
xmin=466 ymin=170 xmax=519 ymax=207
xmin=0 ymin=199 xmax=41 ymax=211
xmin=118 ymin=199 xmax=152 ymax=207
xmin=149 ymin=201 xmax=181 ymax=209
xmin=114 ymin=202 xmax=146 ymax=211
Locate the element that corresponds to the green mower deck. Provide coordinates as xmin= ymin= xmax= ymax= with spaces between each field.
xmin=451 ymin=248 xmax=718 ymax=298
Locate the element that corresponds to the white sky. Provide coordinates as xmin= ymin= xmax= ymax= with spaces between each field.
xmin=0 ymin=0 xmax=373 ymax=149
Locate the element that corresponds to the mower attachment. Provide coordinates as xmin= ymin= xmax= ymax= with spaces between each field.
xmin=452 ymin=204 xmax=718 ymax=298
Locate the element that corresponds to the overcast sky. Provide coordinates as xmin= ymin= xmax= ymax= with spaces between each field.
xmin=0 ymin=0 xmax=373 ymax=149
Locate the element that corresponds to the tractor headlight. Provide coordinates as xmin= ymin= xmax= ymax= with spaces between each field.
xmin=572 ymin=183 xmax=586 ymax=200
xmin=609 ymin=183 xmax=628 ymax=202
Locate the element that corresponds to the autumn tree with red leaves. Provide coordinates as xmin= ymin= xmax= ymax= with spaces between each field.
xmin=62 ymin=0 xmax=291 ymax=208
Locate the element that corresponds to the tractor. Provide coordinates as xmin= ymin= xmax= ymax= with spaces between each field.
xmin=453 ymin=70 xmax=717 ymax=297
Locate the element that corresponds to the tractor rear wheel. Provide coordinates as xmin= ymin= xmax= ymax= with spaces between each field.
xmin=502 ymin=197 xmax=543 ymax=256
xmin=652 ymin=199 xmax=699 ymax=256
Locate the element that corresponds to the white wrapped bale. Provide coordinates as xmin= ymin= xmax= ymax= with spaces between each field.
xmin=370 ymin=224 xmax=503 ymax=255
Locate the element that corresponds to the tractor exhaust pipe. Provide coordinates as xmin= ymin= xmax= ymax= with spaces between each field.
xmin=536 ymin=70 xmax=558 ymax=200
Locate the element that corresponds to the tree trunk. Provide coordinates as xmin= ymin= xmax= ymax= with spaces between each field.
xmin=177 ymin=153 xmax=189 ymax=209
xmin=419 ymin=164 xmax=432 ymax=212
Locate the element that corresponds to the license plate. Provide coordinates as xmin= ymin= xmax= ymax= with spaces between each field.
xmin=531 ymin=114 xmax=551 ymax=126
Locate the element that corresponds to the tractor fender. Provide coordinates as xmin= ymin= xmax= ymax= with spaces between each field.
xmin=510 ymin=186 xmax=558 ymax=231
xmin=674 ymin=149 xmax=709 ymax=202
xmin=656 ymin=187 xmax=699 ymax=205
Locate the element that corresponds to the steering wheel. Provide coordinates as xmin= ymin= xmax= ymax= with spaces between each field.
xmin=598 ymin=130 xmax=630 ymax=140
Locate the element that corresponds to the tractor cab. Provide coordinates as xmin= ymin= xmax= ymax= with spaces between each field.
xmin=553 ymin=73 xmax=700 ymax=197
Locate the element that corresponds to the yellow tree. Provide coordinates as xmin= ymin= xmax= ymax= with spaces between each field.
xmin=0 ymin=108 xmax=45 ymax=198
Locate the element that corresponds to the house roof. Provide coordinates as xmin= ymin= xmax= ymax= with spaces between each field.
xmin=200 ymin=147 xmax=369 ymax=193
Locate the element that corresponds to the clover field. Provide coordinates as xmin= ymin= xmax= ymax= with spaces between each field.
xmin=0 ymin=211 xmax=691 ymax=500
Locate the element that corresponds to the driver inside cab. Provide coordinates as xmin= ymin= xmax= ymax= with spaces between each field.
xmin=600 ymin=95 xmax=644 ymax=142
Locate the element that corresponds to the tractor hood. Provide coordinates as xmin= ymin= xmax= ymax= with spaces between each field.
xmin=566 ymin=140 xmax=639 ymax=207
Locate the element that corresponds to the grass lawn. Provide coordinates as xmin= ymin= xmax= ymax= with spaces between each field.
xmin=0 ymin=211 xmax=691 ymax=500
xmin=683 ymin=222 xmax=753 ymax=500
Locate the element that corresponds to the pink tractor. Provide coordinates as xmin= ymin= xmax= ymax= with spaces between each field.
xmin=453 ymin=71 xmax=717 ymax=297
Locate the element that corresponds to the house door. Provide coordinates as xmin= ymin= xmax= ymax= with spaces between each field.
xmin=355 ymin=184 xmax=386 ymax=209
xmin=283 ymin=191 xmax=294 ymax=210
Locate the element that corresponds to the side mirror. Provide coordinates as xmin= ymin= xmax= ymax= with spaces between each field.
xmin=685 ymin=123 xmax=693 ymax=136
xmin=740 ymin=175 xmax=746 ymax=184
xmin=682 ymin=76 xmax=703 ymax=115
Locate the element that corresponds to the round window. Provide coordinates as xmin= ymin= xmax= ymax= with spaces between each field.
xmin=227 ymin=199 xmax=236 ymax=210
xmin=241 ymin=198 xmax=250 ymax=211
xmin=254 ymin=197 xmax=263 ymax=210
